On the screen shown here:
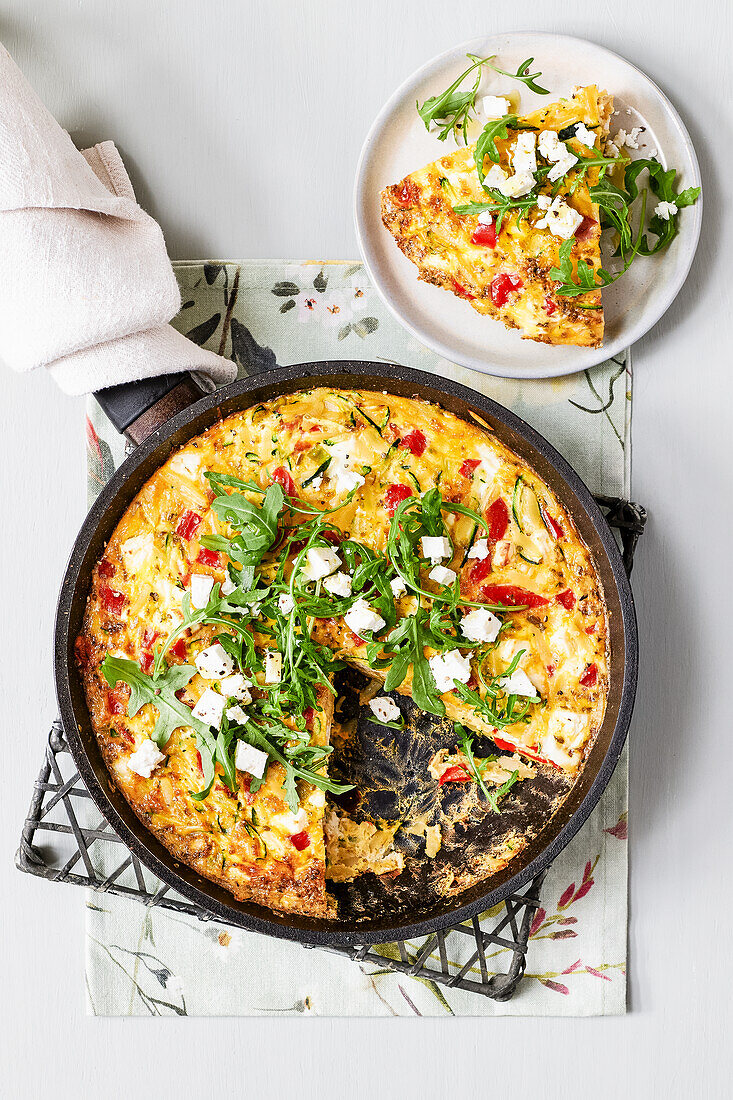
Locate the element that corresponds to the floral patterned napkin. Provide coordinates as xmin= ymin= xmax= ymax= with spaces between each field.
xmin=85 ymin=260 xmax=630 ymax=1016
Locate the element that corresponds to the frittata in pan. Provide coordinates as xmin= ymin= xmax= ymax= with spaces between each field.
xmin=76 ymin=388 xmax=608 ymax=918
xmin=381 ymin=86 xmax=613 ymax=346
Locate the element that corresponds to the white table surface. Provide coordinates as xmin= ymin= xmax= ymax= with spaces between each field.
xmin=1 ymin=1 xmax=731 ymax=1096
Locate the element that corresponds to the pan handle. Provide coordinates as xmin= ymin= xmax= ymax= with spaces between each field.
xmin=93 ymin=372 xmax=205 ymax=445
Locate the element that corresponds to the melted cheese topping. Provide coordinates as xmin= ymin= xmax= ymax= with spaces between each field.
xmin=78 ymin=388 xmax=609 ymax=917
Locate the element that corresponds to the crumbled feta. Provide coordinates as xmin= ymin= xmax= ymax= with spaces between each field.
xmin=467 ymin=538 xmax=490 ymax=560
xmin=301 ymin=546 xmax=341 ymax=582
xmin=536 ymin=194 xmax=552 ymax=211
xmin=499 ymin=170 xmax=535 ymax=198
xmin=191 ymin=687 xmax=227 ymax=727
xmin=536 ymin=194 xmax=583 ymax=239
xmin=328 ymin=441 xmax=366 ymax=495
xmin=369 ymin=696 xmax=401 ymax=723
xmin=309 ymin=475 xmax=324 ymax=490
xmin=481 ymin=94 xmax=511 ymax=117
xmin=128 ymin=739 xmax=165 ymax=778
xmin=460 ymin=607 xmax=502 ymax=644
xmin=655 ymin=200 xmax=678 ymax=221
xmin=234 ymin=739 xmax=268 ymax=778
xmin=220 ymin=572 xmax=237 ymax=597
xmin=344 ymin=598 xmax=386 ymax=636
xmin=120 ymin=533 xmax=155 ymax=574
xmin=429 ymin=564 xmax=457 ymax=587
xmin=475 ymin=443 xmax=502 ymax=482
xmin=512 ymin=131 xmax=537 ymax=175
xmin=421 ymin=535 xmax=451 ymax=563
xmin=613 ymin=126 xmax=642 ymax=150
xmin=226 ymin=704 xmax=249 ymax=725
xmin=492 ymin=539 xmax=513 ymax=568
xmin=272 ymin=807 xmax=309 ymax=835
xmin=220 ymin=672 xmax=252 ymax=703
xmin=278 ymin=592 xmax=295 ymax=615
xmin=499 ymin=669 xmax=539 ymax=699
xmin=390 ymin=576 xmax=407 ymax=597
xmin=484 ymin=164 xmax=508 ymax=190
xmin=194 ymin=643 xmax=235 ymax=680
xmin=323 ymin=570 xmax=352 ymax=597
xmin=264 ymin=650 xmax=282 ymax=684
xmin=538 ymin=129 xmax=563 ymax=162
xmin=547 ymin=152 xmax=578 ymax=183
xmin=573 ymin=122 xmax=597 ymax=149
xmin=477 ymin=210 xmax=493 ymax=226
xmin=189 ymin=573 xmax=214 ymax=609
xmin=428 ymin=649 xmax=473 ymax=694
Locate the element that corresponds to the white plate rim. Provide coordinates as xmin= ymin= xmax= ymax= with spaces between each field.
xmin=353 ymin=31 xmax=703 ymax=379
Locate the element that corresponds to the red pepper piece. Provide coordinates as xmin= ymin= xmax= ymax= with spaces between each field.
xmin=384 ymin=483 xmax=413 ymax=516
xmin=140 ymin=651 xmax=155 ymax=675
xmin=490 ymin=273 xmax=523 ymax=308
xmin=272 ymin=466 xmax=297 ymax=497
xmin=575 ymin=215 xmax=597 ymax=241
xmin=321 ymin=529 xmax=343 ymax=545
xmin=100 ymin=586 xmax=126 ymax=616
xmin=197 ymin=547 xmax=221 ymax=568
xmin=492 ymin=735 xmax=560 ymax=770
xmin=470 ymin=556 xmax=493 ymax=584
xmin=395 ymin=179 xmax=420 ymax=207
xmin=290 ymin=830 xmax=310 ymax=851
xmin=170 ymin=637 xmax=188 ymax=661
xmin=542 ymin=510 xmax=564 ymax=540
xmin=543 ymin=296 xmax=557 ymax=316
xmin=451 ymin=278 xmax=476 ymax=300
xmin=480 ymin=584 xmax=549 ymax=608
xmin=556 ymin=588 xmax=576 ymax=610
xmin=585 ymin=623 xmax=597 ymax=635
xmin=303 ymin=706 xmax=315 ymax=727
xmin=459 ymin=458 xmax=481 ymax=478
xmin=439 ymin=765 xmax=472 ymax=785
xmin=196 ymin=750 xmax=203 ymax=774
xmin=470 ymin=222 xmax=497 ymax=248
xmin=547 ymin=663 xmax=556 ymax=677
xmin=142 ymin=628 xmax=160 ymax=649
xmin=107 ymin=686 xmax=128 ymax=716
xmin=580 ymin=663 xmax=598 ymax=687
xmin=400 ymin=429 xmax=427 ymax=456
xmin=486 ymin=497 xmax=509 ymax=542
xmin=98 ymin=559 xmax=115 ymax=578
xmin=175 ymin=510 xmax=203 ymax=541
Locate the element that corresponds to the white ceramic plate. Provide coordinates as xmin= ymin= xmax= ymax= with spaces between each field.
xmin=354 ymin=32 xmax=702 ymax=379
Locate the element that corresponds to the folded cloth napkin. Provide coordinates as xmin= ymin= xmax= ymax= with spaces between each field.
xmin=0 ymin=42 xmax=236 ymax=395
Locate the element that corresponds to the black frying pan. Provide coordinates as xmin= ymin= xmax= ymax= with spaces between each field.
xmin=55 ymin=361 xmax=637 ymax=946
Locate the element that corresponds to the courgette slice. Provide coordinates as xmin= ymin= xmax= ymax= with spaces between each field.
xmin=512 ymin=476 xmax=545 ymax=563
xmin=303 ymin=456 xmax=331 ymax=487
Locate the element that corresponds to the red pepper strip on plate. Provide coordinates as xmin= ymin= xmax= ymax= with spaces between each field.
xmin=451 ymin=279 xmax=475 ymax=300
xmin=290 ymin=830 xmax=310 ymax=851
xmin=439 ymin=765 xmax=472 ymax=785
xmin=175 ymin=509 xmax=202 ymax=540
xmin=272 ymin=466 xmax=297 ymax=497
xmin=490 ymin=273 xmax=522 ymax=307
xmin=580 ymin=663 xmax=598 ymax=687
xmin=396 ymin=179 xmax=420 ymax=207
xmin=400 ymin=429 xmax=427 ymax=456
xmin=480 ymin=584 xmax=549 ymax=608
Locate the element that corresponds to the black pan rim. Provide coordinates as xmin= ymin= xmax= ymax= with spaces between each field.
xmin=54 ymin=360 xmax=637 ymax=947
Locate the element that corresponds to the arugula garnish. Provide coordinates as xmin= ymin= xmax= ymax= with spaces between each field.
xmin=453 ymin=191 xmax=539 ymax=232
xmin=474 ymin=115 xmax=528 ymax=181
xmin=416 ymin=54 xmax=549 ymax=146
xmin=456 ymin=724 xmax=519 ymax=812
xmin=453 ymin=650 xmax=536 ymax=730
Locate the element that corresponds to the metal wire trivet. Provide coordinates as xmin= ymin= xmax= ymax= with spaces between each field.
xmin=16 ymin=497 xmax=646 ymax=1002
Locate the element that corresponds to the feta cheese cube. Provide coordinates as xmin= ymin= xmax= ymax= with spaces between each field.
xmin=573 ymin=122 xmax=597 ymax=148
xmin=301 ymin=546 xmax=341 ymax=582
xmin=226 ymin=704 xmax=249 ymax=725
xmin=477 ymin=210 xmax=493 ymax=226
xmin=328 ymin=441 xmax=366 ymax=495
xmin=421 ymin=535 xmax=451 ymax=563
xmin=536 ymin=194 xmax=552 ymax=211
xmin=220 ymin=673 xmax=252 ymax=703
xmin=234 ymin=739 xmax=269 ymax=778
xmin=655 ymin=200 xmax=678 ymax=221
xmin=390 ymin=576 xmax=407 ymax=597
xmin=481 ymin=94 xmax=511 ymax=117
xmin=467 ymin=538 xmax=490 ymax=560
xmin=278 ymin=592 xmax=295 ymax=615
xmin=538 ymin=129 xmax=563 ymax=162
xmin=128 ymin=738 xmax=165 ymax=779
xmin=191 ymin=687 xmax=227 ymax=728
xmin=368 ymin=696 xmax=401 ymax=723
xmin=499 ymin=669 xmax=539 ymax=699
xmin=323 ymin=570 xmax=352 ymax=597
xmin=536 ymin=194 xmax=583 ymax=238
xmin=309 ymin=475 xmax=324 ymax=490
xmin=547 ymin=152 xmax=578 ymax=183
xmin=500 ymin=170 xmax=535 ymax=198
xmin=429 ymin=564 xmax=457 ymax=587
xmin=460 ymin=608 xmax=502 ymax=644
xmin=428 ymin=649 xmax=472 ymax=694
xmin=189 ymin=573 xmax=214 ymax=609
xmin=344 ymin=598 xmax=386 ymax=636
xmin=264 ymin=650 xmax=282 ymax=684
xmin=194 ymin=643 xmax=235 ymax=680
xmin=484 ymin=164 xmax=509 ymax=191
xmin=512 ymin=131 xmax=537 ymax=174
xmin=272 ymin=807 xmax=309 ymax=835
xmin=221 ymin=572 xmax=237 ymax=597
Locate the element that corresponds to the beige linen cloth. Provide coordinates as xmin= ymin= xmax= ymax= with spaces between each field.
xmin=0 ymin=42 xmax=235 ymax=395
